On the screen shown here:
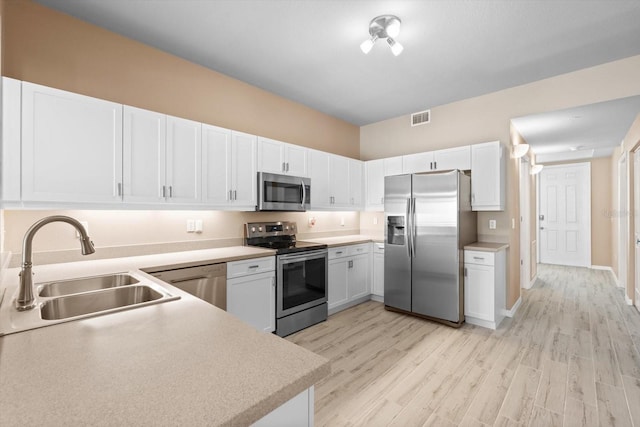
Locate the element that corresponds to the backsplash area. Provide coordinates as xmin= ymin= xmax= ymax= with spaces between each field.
xmin=3 ymin=210 xmax=360 ymax=267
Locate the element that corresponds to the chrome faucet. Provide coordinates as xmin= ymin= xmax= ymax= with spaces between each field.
xmin=16 ymin=215 xmax=95 ymax=311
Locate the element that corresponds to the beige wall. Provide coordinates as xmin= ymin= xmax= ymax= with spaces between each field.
xmin=361 ymin=55 xmax=640 ymax=309
xmin=3 ymin=209 xmax=360 ymax=266
xmin=539 ymin=157 xmax=613 ymax=268
xmin=2 ymin=0 xmax=359 ymax=158
xmin=610 ymin=113 xmax=640 ymax=303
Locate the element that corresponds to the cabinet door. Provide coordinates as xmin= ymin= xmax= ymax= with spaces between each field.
xmin=22 ymin=82 xmax=123 ymax=203
xmin=348 ymin=255 xmax=370 ymax=299
xmin=123 ymin=106 xmax=166 ymax=203
xmin=434 ymin=146 xmax=471 ymax=171
xmin=348 ymin=159 xmax=363 ymax=208
xmin=372 ymin=252 xmax=385 ymax=297
xmin=402 ymin=151 xmax=434 ymax=174
xmin=202 ymin=124 xmax=232 ymax=205
xmin=231 ymin=131 xmax=258 ymax=208
xmin=328 ymin=258 xmax=349 ymax=309
xmin=384 ymin=156 xmax=404 ymax=176
xmin=329 ymin=155 xmax=350 ymax=206
xmin=257 ymin=137 xmax=284 ymax=174
xmin=365 ymin=159 xmax=384 ymax=210
xmin=166 ymin=116 xmax=201 ymax=204
xmin=227 ymin=271 xmax=275 ymax=333
xmin=285 ymin=144 xmax=308 ymax=177
xmin=464 ymin=263 xmax=495 ymax=321
xmin=309 ymin=149 xmax=331 ymax=209
xmin=2 ymin=77 xmax=21 ymax=202
xmin=471 ymin=141 xmax=504 ymax=210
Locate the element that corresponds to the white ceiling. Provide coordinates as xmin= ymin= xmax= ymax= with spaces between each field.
xmin=511 ymin=96 xmax=640 ymax=163
xmin=35 ymin=0 xmax=640 ymax=126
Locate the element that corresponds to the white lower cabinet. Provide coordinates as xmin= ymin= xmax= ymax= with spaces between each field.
xmin=372 ymin=243 xmax=384 ymax=300
xmin=464 ymin=249 xmax=506 ymax=329
xmin=327 ymin=244 xmax=370 ymax=314
xmin=227 ymin=257 xmax=276 ymax=333
xmin=253 ymin=387 xmax=314 ymax=427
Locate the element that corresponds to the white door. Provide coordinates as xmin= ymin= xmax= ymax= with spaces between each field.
xmin=329 ymin=155 xmax=350 ymax=206
xmin=372 ymin=251 xmax=385 ymax=297
xmin=464 ymin=263 xmax=495 ymax=321
xmin=434 ymin=146 xmax=471 ymax=171
xmin=257 ymin=137 xmax=284 ymax=174
xmin=328 ymin=258 xmax=348 ymax=310
xmin=202 ymin=124 xmax=232 ymax=205
xmin=284 ymin=144 xmax=308 ymax=177
xmin=166 ymin=116 xmax=201 ymax=204
xmin=634 ymin=151 xmax=640 ymax=308
xmin=539 ymin=163 xmax=591 ymax=267
xmin=348 ymin=255 xmax=369 ymax=299
xmin=402 ymin=151 xmax=433 ymax=173
xmin=231 ymin=131 xmax=257 ymax=208
xmin=520 ymin=158 xmax=531 ymax=288
xmin=227 ymin=272 xmax=275 ymax=333
xmin=22 ymin=82 xmax=123 ymax=203
xmin=620 ymin=153 xmax=628 ymax=291
xmin=348 ymin=159 xmax=363 ymax=208
xmin=309 ymin=150 xmax=331 ymax=209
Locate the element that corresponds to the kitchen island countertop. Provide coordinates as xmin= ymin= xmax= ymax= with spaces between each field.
xmin=0 ymin=246 xmax=329 ymax=426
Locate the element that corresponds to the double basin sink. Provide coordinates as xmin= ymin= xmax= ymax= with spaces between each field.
xmin=0 ymin=272 xmax=179 ymax=336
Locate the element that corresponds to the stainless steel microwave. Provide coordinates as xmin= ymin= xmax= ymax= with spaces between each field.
xmin=256 ymin=172 xmax=310 ymax=211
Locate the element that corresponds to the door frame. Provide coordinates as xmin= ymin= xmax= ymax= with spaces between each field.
xmin=634 ymin=150 xmax=640 ymax=308
xmin=520 ymin=157 xmax=531 ymax=289
xmin=619 ymin=152 xmax=628 ymax=289
xmin=537 ymin=162 xmax=591 ymax=268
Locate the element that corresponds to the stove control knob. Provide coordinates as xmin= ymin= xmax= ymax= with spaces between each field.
xmin=285 ymin=226 xmax=289 ymax=230
xmin=258 ymin=226 xmax=263 ymax=232
xmin=251 ymin=226 xmax=256 ymax=233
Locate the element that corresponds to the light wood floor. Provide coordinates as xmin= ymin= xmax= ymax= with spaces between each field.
xmin=288 ymin=264 xmax=640 ymax=426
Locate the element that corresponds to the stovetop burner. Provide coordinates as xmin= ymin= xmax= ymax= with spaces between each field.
xmin=244 ymin=221 xmax=327 ymax=255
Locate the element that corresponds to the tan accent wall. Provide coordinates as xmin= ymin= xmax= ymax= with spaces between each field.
xmin=610 ymin=146 xmax=622 ymax=279
xmin=361 ymin=55 xmax=640 ymax=309
xmin=2 ymin=0 xmax=359 ymax=158
xmin=539 ymin=157 xmax=613 ymax=268
xmin=611 ymin=114 xmax=640 ymax=303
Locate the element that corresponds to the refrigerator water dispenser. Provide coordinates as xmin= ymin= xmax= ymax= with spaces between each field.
xmin=387 ymin=216 xmax=405 ymax=245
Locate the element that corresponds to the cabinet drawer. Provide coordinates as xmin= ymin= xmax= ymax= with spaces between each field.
xmin=329 ymin=246 xmax=349 ymax=260
xmin=347 ymin=243 xmax=370 ymax=256
xmin=464 ymin=250 xmax=494 ymax=266
xmin=227 ymin=256 xmax=275 ymax=278
xmin=373 ymin=242 xmax=385 ymax=254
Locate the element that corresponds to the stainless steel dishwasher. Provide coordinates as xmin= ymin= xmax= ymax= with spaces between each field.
xmin=146 ymin=263 xmax=227 ymax=310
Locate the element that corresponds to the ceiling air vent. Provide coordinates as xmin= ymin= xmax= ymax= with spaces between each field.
xmin=411 ymin=109 xmax=430 ymax=127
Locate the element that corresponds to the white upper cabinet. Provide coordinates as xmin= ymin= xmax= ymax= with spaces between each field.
xmin=123 ymin=106 xmax=166 ymax=203
xmin=123 ymin=107 xmax=201 ymax=205
xmin=471 ymin=141 xmax=505 ymax=211
xmin=257 ymin=137 xmax=308 ymax=177
xmin=2 ymin=77 xmax=21 ymax=202
xmin=309 ymin=149 xmax=331 ymax=209
xmin=329 ymin=155 xmax=350 ymax=207
xmin=365 ymin=156 xmax=404 ymax=211
xmin=202 ymin=126 xmax=257 ymax=209
xmin=348 ymin=159 xmax=363 ymax=208
xmin=402 ymin=146 xmax=471 ymax=174
xmin=384 ymin=156 xmax=404 ymax=176
xmin=21 ymin=82 xmax=123 ymax=203
xmin=165 ymin=116 xmax=201 ymax=204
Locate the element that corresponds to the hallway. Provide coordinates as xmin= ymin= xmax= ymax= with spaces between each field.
xmin=289 ymin=264 xmax=640 ymax=426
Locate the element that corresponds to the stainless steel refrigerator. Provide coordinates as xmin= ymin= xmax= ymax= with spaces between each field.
xmin=384 ymin=170 xmax=477 ymax=326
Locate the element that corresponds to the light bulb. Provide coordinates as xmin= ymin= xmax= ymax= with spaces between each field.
xmin=386 ymin=17 xmax=401 ymax=38
xmin=360 ymin=35 xmax=378 ymax=54
xmin=530 ymin=164 xmax=544 ymax=175
xmin=387 ymin=37 xmax=403 ymax=56
xmin=513 ymin=143 xmax=530 ymax=158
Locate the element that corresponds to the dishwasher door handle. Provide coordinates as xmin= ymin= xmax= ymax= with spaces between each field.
xmin=168 ymin=275 xmax=210 ymax=284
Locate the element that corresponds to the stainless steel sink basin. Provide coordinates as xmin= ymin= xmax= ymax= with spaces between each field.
xmin=0 ymin=272 xmax=180 ymax=336
xmin=38 ymin=273 xmax=139 ymax=297
xmin=40 ymin=285 xmax=163 ymax=320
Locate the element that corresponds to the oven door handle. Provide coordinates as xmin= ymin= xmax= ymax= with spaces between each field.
xmin=278 ymin=250 xmax=327 ymax=263
xmin=300 ymin=179 xmax=306 ymax=209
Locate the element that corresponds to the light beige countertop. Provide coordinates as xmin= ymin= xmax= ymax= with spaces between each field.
xmin=464 ymin=242 xmax=510 ymax=252
xmin=0 ymin=246 xmax=329 ymax=426
xmin=304 ymin=234 xmax=383 ymax=247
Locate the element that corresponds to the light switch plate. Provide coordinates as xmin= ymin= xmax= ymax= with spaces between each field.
xmin=489 ymin=220 xmax=496 ymax=230
xmin=195 ymin=219 xmax=203 ymax=233
xmin=186 ymin=219 xmax=195 ymax=233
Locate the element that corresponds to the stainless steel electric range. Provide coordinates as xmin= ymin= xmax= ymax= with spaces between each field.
xmin=245 ymin=221 xmax=328 ymax=337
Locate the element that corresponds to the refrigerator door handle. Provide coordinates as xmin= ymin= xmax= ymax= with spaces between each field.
xmin=411 ymin=197 xmax=417 ymax=258
xmin=406 ymin=197 xmax=413 ymax=258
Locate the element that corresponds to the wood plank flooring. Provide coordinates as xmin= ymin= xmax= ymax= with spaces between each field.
xmin=287 ymin=264 xmax=640 ymax=426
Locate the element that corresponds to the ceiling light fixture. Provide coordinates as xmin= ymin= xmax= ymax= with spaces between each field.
xmin=360 ymin=15 xmax=403 ymax=56
xmin=513 ymin=143 xmax=530 ymax=158
xmin=530 ymin=164 xmax=544 ymax=175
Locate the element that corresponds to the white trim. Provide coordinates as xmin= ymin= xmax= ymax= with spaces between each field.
xmin=465 ymin=316 xmax=499 ymax=330
xmin=503 ymin=296 xmax=522 ymax=318
xmin=525 ymin=274 xmax=538 ymax=289
xmin=635 ymin=289 xmax=640 ymax=309
xmin=519 ymin=158 xmax=531 ymax=291
xmin=370 ymin=294 xmax=384 ymax=303
xmin=626 ymin=294 xmax=633 ymax=306
xmin=591 ymin=265 xmax=614 ymax=271
xmin=619 ymin=152 xmax=628 ymax=292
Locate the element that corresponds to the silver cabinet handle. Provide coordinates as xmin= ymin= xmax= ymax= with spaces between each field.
xmin=434 ymin=161 xmax=437 ymax=169
xmin=248 ymin=265 xmax=259 ymax=269
xmin=540 ymin=226 xmax=545 ymax=230
xmin=473 ymin=256 xmax=484 ymax=261
xmin=464 ymin=267 xmax=468 ymax=277
xmin=282 ymin=162 xmax=286 ymax=172
xmin=162 ymin=185 xmax=166 ymax=198
xmin=335 ymin=251 xmax=343 ymax=255
xmin=169 ymin=186 xmax=173 ymax=198
xmin=430 ymin=162 xmax=433 ymax=170
xmin=233 ymin=190 xmax=237 ymax=200
xmin=229 ymin=190 xmax=232 ymax=201
xmin=286 ymin=162 xmax=290 ymax=172
xmin=117 ymin=182 xmax=122 ymax=196
xmin=348 ymin=260 xmax=353 ymax=268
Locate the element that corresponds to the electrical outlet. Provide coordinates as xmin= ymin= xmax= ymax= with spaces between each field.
xmin=187 ymin=219 xmax=195 ymax=233
xmin=308 ymin=217 xmax=316 ymax=227
xmin=340 ymin=217 xmax=345 ymax=227
xmin=489 ymin=220 xmax=496 ymax=230
xmin=512 ymin=218 xmax=516 ymax=229
xmin=373 ymin=217 xmax=378 ymax=225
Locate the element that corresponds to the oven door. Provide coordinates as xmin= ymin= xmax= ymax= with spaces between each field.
xmin=257 ymin=172 xmax=310 ymax=211
xmin=277 ymin=249 xmax=327 ymax=318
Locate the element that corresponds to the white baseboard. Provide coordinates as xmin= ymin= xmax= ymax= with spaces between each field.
xmin=590 ymin=265 xmax=621 ymax=287
xmin=370 ymin=294 xmax=384 ymax=303
xmin=523 ymin=274 xmax=537 ymax=290
xmin=503 ymin=297 xmax=522 ymax=318
xmin=626 ymin=294 xmax=633 ymax=306
xmin=465 ymin=316 xmax=498 ymax=330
